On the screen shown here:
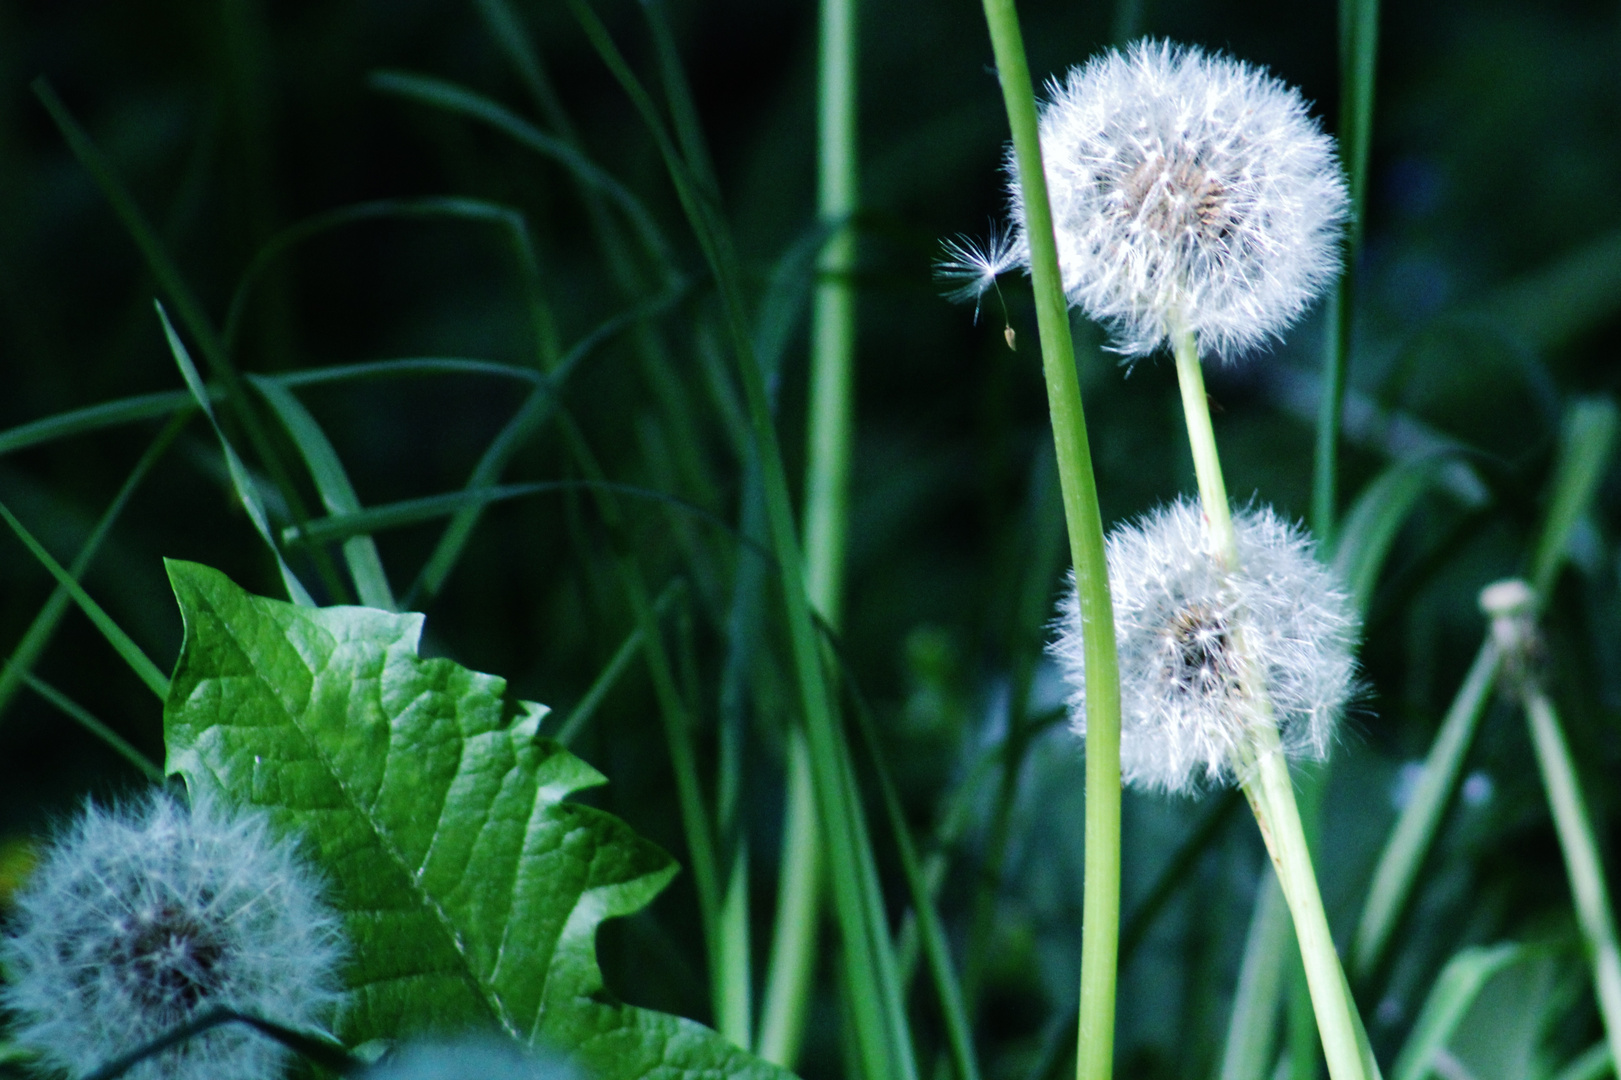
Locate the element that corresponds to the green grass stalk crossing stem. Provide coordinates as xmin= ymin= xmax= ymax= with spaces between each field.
xmin=976 ymin=3 xmax=1123 ymax=1078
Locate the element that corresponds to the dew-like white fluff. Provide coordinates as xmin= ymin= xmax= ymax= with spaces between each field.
xmin=1052 ymin=500 xmax=1358 ymax=794
xmin=942 ymin=40 xmax=1348 ymax=361
xmin=1 ymin=789 xmax=347 ymax=1080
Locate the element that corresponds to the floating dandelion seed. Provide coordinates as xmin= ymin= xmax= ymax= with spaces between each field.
xmin=946 ymin=40 xmax=1348 ymax=361
xmin=0 ymin=789 xmax=347 ymax=1080
xmin=1052 ymin=500 xmax=1358 ymax=794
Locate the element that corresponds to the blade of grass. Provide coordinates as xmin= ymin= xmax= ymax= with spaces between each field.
xmin=1331 ymin=454 xmax=1461 ymax=615
xmin=977 ymin=4 xmax=1123 ymax=1079
xmin=284 ymin=481 xmax=762 ymax=556
xmin=553 ymin=580 xmax=685 ymax=746
xmin=1530 ymin=398 xmax=1619 ymax=596
xmin=0 ymin=412 xmax=185 ymax=720
xmin=846 ymin=666 xmax=982 ymax=1080
xmin=1352 ymin=398 xmax=1617 ymax=982
xmin=250 ymin=377 xmax=396 ymax=610
xmin=33 ymin=79 xmax=337 ymax=600
xmin=157 ymin=302 xmax=313 ymax=606
xmin=1350 ymin=638 xmax=1498 ymax=982
xmin=405 ymin=282 xmax=686 ymax=606
xmin=548 ymin=411 xmax=726 ymax=1040
xmin=0 ymin=498 xmax=168 ymax=700
xmin=368 ymin=72 xmax=675 ymax=276
xmin=270 ymin=357 xmax=542 ymax=387
xmin=23 ymin=674 xmax=162 ymax=781
xmin=1520 ymin=683 xmax=1621 ymax=1073
xmin=1312 ymin=0 xmax=1380 ymax=543
xmin=1220 ymin=876 xmax=1293 ymax=1080
xmin=567 ymin=5 xmax=916 ymax=1077
xmin=758 ymin=0 xmax=860 ymax=1058
xmin=1119 ymin=791 xmax=1244 ymax=963
xmin=1390 ymin=943 xmax=1526 ymax=1080
xmin=469 ymin=0 xmax=723 ymax=534
xmin=0 ymin=391 xmax=196 ymax=458
xmin=224 ymin=197 xmax=562 ymax=366
xmin=1550 ymin=1042 xmax=1612 ymax=1080
xmin=0 ymin=360 xmax=540 ymax=461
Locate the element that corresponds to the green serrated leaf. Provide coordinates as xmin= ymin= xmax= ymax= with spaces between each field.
xmin=161 ymin=559 xmax=792 ymax=1080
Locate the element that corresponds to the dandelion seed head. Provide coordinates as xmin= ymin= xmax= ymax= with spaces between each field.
xmin=1052 ymin=499 xmax=1358 ymax=794
xmin=0 ymin=788 xmax=347 ymax=1080
xmin=1003 ymin=39 xmax=1348 ymax=359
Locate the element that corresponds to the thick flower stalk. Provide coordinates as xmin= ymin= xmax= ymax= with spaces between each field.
xmin=1053 ymin=499 xmax=1358 ymax=795
xmin=943 ymin=39 xmax=1348 ymax=361
xmin=1 ymin=788 xmax=346 ymax=1080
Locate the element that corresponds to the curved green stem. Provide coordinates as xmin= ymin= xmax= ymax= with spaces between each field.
xmin=1172 ymin=327 xmax=1374 ymax=1080
xmin=1170 ymin=323 xmax=1235 ymax=561
xmin=977 ymin=4 xmax=1122 ymax=1078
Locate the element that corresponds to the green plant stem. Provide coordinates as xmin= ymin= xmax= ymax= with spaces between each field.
xmin=1238 ymin=730 xmax=1373 ymax=1080
xmin=1350 ymin=639 xmax=1499 ymax=980
xmin=1170 ymin=325 xmax=1236 ymax=559
xmin=760 ymin=730 xmax=823 ymax=1063
xmin=759 ymin=0 xmax=858 ymax=1062
xmin=1171 ymin=326 xmax=1373 ymax=1080
xmin=1521 ymin=685 xmax=1621 ymax=1071
xmin=977 ymin=4 xmax=1122 ymax=1078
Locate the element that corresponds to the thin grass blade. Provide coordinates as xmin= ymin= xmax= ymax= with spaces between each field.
xmin=157 ymin=303 xmax=314 ymax=606
xmin=0 ymin=391 xmax=195 ymax=458
xmin=0 ymin=413 xmax=184 ymax=720
xmin=368 ymin=71 xmax=674 ymax=274
xmin=0 ymin=498 xmax=168 ymax=700
xmin=406 ymin=284 xmax=685 ymax=605
xmin=1550 ymin=1042 xmax=1611 ymax=1080
xmin=847 ymin=677 xmax=982 ymax=1080
xmin=1390 ymin=943 xmax=1526 ymax=1080
xmin=1530 ymin=398 xmax=1618 ymax=596
xmin=23 ymin=674 xmax=162 ymax=780
xmin=553 ymin=579 xmax=684 ymax=745
xmin=1332 ymin=454 xmax=1459 ymax=615
xmin=1220 ymin=876 xmax=1291 ymax=1080
xmin=251 ymin=377 xmax=396 ymax=610
xmin=1522 ymin=687 xmax=1621 ymax=1073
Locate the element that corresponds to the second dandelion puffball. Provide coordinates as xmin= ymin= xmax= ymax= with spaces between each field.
xmin=0 ymin=789 xmax=347 ymax=1080
xmin=1052 ymin=500 xmax=1357 ymax=794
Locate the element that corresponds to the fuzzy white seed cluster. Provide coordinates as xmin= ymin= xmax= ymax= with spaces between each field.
xmin=1 ymin=789 xmax=347 ymax=1080
xmin=942 ymin=39 xmax=1348 ymax=360
xmin=1052 ymin=500 xmax=1357 ymax=794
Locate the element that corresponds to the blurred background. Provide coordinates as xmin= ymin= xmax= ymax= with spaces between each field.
xmin=1 ymin=1 xmax=1619 ymax=1078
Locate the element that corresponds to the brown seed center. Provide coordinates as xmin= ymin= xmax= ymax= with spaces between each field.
xmin=1117 ymin=153 xmax=1234 ymax=243
xmin=1164 ymin=603 xmax=1241 ymax=699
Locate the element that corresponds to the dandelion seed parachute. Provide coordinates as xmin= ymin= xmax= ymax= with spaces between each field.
xmin=0 ymin=789 xmax=347 ymax=1080
xmin=1052 ymin=500 xmax=1357 ymax=794
xmin=946 ymin=39 xmax=1348 ymax=360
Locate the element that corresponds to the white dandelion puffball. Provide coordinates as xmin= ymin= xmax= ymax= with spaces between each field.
xmin=1 ymin=789 xmax=347 ymax=1080
xmin=1052 ymin=500 xmax=1357 ymax=794
xmin=944 ymin=40 xmax=1347 ymax=360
